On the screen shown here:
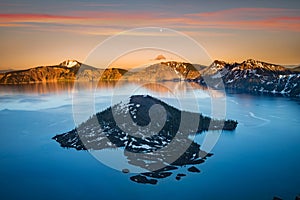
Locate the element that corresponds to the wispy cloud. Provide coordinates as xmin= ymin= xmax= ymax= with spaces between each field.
xmin=0 ymin=13 xmax=82 ymax=21
xmin=0 ymin=12 xmax=158 ymax=25
xmin=185 ymin=7 xmax=300 ymax=31
xmin=187 ymin=7 xmax=297 ymax=17
xmin=79 ymin=3 xmax=124 ymax=7
xmin=0 ymin=7 xmax=299 ymax=35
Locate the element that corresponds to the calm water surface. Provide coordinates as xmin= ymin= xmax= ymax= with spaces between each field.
xmin=0 ymin=82 xmax=299 ymax=200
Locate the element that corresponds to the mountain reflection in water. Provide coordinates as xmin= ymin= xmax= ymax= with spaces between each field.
xmin=0 ymin=81 xmax=212 ymax=96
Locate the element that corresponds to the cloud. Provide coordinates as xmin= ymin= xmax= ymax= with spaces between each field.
xmin=0 ymin=7 xmax=299 ymax=35
xmin=184 ymin=7 xmax=300 ymax=32
xmin=186 ymin=7 xmax=296 ymax=18
xmin=0 ymin=13 xmax=81 ymax=20
xmin=154 ymin=54 xmax=166 ymax=60
xmin=79 ymin=3 xmax=124 ymax=7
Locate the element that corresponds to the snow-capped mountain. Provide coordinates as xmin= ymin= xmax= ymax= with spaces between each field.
xmin=197 ymin=59 xmax=300 ymax=97
xmin=59 ymin=60 xmax=81 ymax=68
xmin=0 ymin=60 xmax=127 ymax=84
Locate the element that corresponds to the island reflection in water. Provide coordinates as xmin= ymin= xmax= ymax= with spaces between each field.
xmin=125 ymin=139 xmax=212 ymax=184
xmin=53 ymin=93 xmax=237 ymax=184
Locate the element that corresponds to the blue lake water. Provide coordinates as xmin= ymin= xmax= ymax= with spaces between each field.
xmin=0 ymin=82 xmax=299 ymax=200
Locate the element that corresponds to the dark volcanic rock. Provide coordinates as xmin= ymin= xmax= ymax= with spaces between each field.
xmin=122 ymin=169 xmax=130 ymax=174
xmin=53 ymin=95 xmax=237 ymax=151
xmin=130 ymin=175 xmax=158 ymax=185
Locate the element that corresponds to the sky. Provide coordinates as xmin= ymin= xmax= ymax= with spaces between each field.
xmin=0 ymin=0 xmax=300 ymax=69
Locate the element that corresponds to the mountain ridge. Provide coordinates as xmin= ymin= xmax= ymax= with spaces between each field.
xmin=0 ymin=60 xmax=127 ymax=84
xmin=0 ymin=59 xmax=299 ymax=97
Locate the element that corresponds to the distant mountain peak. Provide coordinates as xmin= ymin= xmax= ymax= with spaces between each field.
xmin=213 ymin=60 xmax=227 ymax=65
xmin=241 ymin=59 xmax=268 ymax=66
xmin=210 ymin=59 xmax=287 ymax=72
xmin=59 ymin=60 xmax=81 ymax=68
xmin=244 ymin=58 xmax=259 ymax=64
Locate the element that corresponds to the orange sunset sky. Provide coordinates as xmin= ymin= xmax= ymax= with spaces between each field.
xmin=0 ymin=0 xmax=300 ymax=69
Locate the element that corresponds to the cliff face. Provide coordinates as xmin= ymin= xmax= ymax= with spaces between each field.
xmin=0 ymin=60 xmax=128 ymax=84
xmin=100 ymin=68 xmax=128 ymax=81
xmin=0 ymin=74 xmax=4 ymax=81
xmin=160 ymin=61 xmax=202 ymax=80
xmin=0 ymin=66 xmax=76 ymax=84
xmin=124 ymin=62 xmax=201 ymax=81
